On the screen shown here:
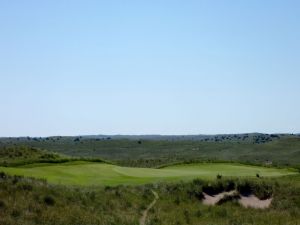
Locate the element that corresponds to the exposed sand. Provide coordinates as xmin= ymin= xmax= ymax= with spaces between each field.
xmin=238 ymin=195 xmax=272 ymax=209
xmin=202 ymin=191 xmax=272 ymax=209
xmin=202 ymin=191 xmax=237 ymax=206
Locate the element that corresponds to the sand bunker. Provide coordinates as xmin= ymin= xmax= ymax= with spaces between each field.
xmin=202 ymin=191 xmax=237 ymax=206
xmin=238 ymin=195 xmax=272 ymax=209
xmin=202 ymin=191 xmax=272 ymax=209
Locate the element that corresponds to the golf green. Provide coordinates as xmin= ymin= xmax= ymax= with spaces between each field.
xmin=0 ymin=162 xmax=297 ymax=186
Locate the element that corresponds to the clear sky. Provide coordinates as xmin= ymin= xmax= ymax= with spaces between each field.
xmin=0 ymin=0 xmax=300 ymax=137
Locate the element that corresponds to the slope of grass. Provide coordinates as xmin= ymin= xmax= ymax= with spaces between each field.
xmin=0 ymin=174 xmax=146 ymax=225
xmin=0 ymin=162 xmax=296 ymax=186
xmin=148 ymin=175 xmax=300 ymax=225
xmin=0 ymin=145 xmax=110 ymax=168
xmin=0 ymin=172 xmax=299 ymax=225
xmin=1 ymin=135 xmax=299 ymax=167
xmin=0 ymin=146 xmax=63 ymax=166
xmin=1 ymin=135 xmax=299 ymax=225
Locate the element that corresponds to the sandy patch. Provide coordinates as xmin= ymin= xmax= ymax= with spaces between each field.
xmin=202 ymin=191 xmax=272 ymax=209
xmin=202 ymin=191 xmax=237 ymax=206
xmin=238 ymin=195 xmax=272 ymax=209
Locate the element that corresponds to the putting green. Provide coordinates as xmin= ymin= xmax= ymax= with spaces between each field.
xmin=0 ymin=162 xmax=297 ymax=186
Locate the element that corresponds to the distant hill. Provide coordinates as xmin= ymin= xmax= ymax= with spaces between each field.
xmin=1 ymin=132 xmax=296 ymax=141
xmin=0 ymin=133 xmax=299 ymax=167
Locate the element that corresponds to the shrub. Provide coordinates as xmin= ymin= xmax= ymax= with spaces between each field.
xmin=89 ymin=191 xmax=96 ymax=201
xmin=237 ymin=181 xmax=252 ymax=196
xmin=18 ymin=183 xmax=33 ymax=191
xmin=202 ymin=181 xmax=225 ymax=195
xmin=187 ymin=186 xmax=204 ymax=200
xmin=44 ymin=195 xmax=55 ymax=206
xmin=142 ymin=188 xmax=152 ymax=199
xmin=12 ymin=175 xmax=22 ymax=184
xmin=174 ymin=196 xmax=181 ymax=205
xmin=192 ymin=178 xmax=205 ymax=186
xmin=104 ymin=186 xmax=112 ymax=192
xmin=115 ymin=190 xmax=121 ymax=197
xmin=11 ymin=209 xmax=21 ymax=218
xmin=253 ymin=182 xmax=273 ymax=199
xmin=224 ymin=180 xmax=235 ymax=192
xmin=0 ymin=171 xmax=6 ymax=179
xmin=0 ymin=200 xmax=6 ymax=208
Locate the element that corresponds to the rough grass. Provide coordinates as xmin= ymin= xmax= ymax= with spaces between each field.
xmin=0 ymin=162 xmax=296 ymax=186
xmin=0 ymin=146 xmax=63 ymax=166
xmin=1 ymin=135 xmax=300 ymax=167
xmin=0 ymin=173 xmax=146 ymax=225
xmin=0 ymin=172 xmax=299 ymax=225
xmin=148 ymin=176 xmax=300 ymax=225
xmin=1 ymin=135 xmax=299 ymax=224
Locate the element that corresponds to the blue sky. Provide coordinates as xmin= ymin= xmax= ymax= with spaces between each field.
xmin=0 ymin=0 xmax=299 ymax=136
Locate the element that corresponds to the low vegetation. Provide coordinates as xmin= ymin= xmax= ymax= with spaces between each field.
xmin=0 ymin=134 xmax=299 ymax=224
xmin=147 ymin=175 xmax=300 ymax=225
xmin=0 ymin=172 xmax=299 ymax=225
xmin=0 ymin=146 xmax=62 ymax=167
xmin=0 ymin=172 xmax=146 ymax=225
xmin=0 ymin=145 xmax=110 ymax=167
xmin=1 ymin=134 xmax=299 ymax=167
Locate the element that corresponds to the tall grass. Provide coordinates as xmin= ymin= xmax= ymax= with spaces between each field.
xmin=1 ymin=172 xmax=297 ymax=225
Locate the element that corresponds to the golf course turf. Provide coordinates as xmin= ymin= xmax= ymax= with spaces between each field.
xmin=0 ymin=162 xmax=297 ymax=186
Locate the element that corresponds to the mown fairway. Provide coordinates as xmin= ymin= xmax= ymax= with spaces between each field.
xmin=0 ymin=162 xmax=297 ymax=186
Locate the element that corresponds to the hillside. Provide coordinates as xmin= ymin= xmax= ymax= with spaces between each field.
xmin=0 ymin=134 xmax=299 ymax=225
xmin=0 ymin=146 xmax=62 ymax=167
xmin=1 ymin=134 xmax=299 ymax=167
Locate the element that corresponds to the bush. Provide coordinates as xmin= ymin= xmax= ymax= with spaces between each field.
xmin=224 ymin=180 xmax=235 ymax=192
xmin=0 ymin=172 xmax=6 ymax=179
xmin=192 ymin=178 xmax=205 ymax=186
xmin=0 ymin=200 xmax=6 ymax=208
xmin=253 ymin=182 xmax=273 ymax=199
xmin=187 ymin=186 xmax=204 ymax=200
xmin=142 ymin=188 xmax=152 ymax=199
xmin=44 ymin=195 xmax=55 ymax=206
xmin=12 ymin=175 xmax=22 ymax=184
xmin=174 ymin=196 xmax=181 ymax=205
xmin=237 ymin=181 xmax=252 ymax=196
xmin=18 ymin=183 xmax=33 ymax=191
xmin=11 ymin=209 xmax=21 ymax=218
xmin=202 ymin=181 xmax=225 ymax=195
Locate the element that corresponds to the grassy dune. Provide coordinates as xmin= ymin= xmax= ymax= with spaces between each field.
xmin=2 ymin=135 xmax=300 ymax=167
xmin=0 ymin=173 xmax=299 ymax=225
xmin=0 ymin=162 xmax=296 ymax=186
